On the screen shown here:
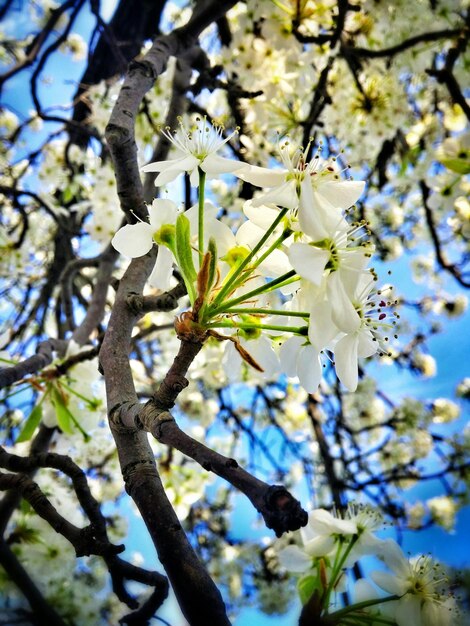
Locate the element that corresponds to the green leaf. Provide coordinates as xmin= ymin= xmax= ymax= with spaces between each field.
xmin=207 ymin=237 xmax=217 ymax=295
xmin=62 ymin=186 xmax=74 ymax=203
xmin=51 ymin=387 xmax=75 ymax=435
xmin=440 ymin=158 xmax=470 ymax=175
xmin=175 ymin=214 xmax=197 ymax=284
xmin=297 ymin=574 xmax=319 ymax=605
xmin=16 ymin=405 xmax=43 ymax=443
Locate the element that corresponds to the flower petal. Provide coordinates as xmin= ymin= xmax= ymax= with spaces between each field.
xmin=111 ymin=222 xmax=154 ymax=258
xmin=296 ymin=344 xmax=322 ymax=393
xmin=303 ymin=535 xmax=336 ymax=557
xmin=252 ymin=180 xmax=298 ymax=210
xmin=288 ymin=242 xmax=330 ymax=286
xmin=358 ymin=330 xmax=377 ymax=358
xmin=308 ymin=299 xmax=339 ymax=352
xmin=148 ymin=198 xmax=180 ymax=230
xmin=202 ymin=154 xmax=244 ymax=177
xmin=279 ymin=336 xmax=304 ymax=377
xmin=370 ymin=570 xmax=406 ymax=597
xmin=298 ymin=180 xmax=331 ymax=240
xmin=148 ymin=246 xmax=174 ymax=291
xmin=327 ymin=272 xmax=361 ymax=333
xmin=333 ymin=333 xmax=359 ymax=391
xmin=395 ymin=595 xmax=422 ymax=626
xmin=237 ymin=165 xmax=287 ymax=188
xmin=309 ymin=509 xmax=357 ymax=536
xmin=317 ymin=180 xmax=365 ymax=210
xmin=277 ymin=545 xmax=312 ymax=573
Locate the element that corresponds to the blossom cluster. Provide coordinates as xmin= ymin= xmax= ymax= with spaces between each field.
xmin=276 ymin=505 xmax=460 ymax=626
xmin=112 ymin=117 xmax=396 ymax=392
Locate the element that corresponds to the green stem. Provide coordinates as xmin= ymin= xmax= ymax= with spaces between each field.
xmin=250 ymin=228 xmax=292 ymax=271
xmin=222 ymin=307 xmax=310 ymax=318
xmin=209 ymin=270 xmax=297 ymax=315
xmin=198 ymin=167 xmax=206 ymax=267
xmin=0 ymin=384 xmax=30 ymax=402
xmin=60 ymin=382 xmax=100 ymax=409
xmin=328 ymin=595 xmax=400 ymax=621
xmin=207 ymin=321 xmax=307 ymax=335
xmin=212 ymin=207 xmax=289 ymax=306
xmin=0 ymin=356 xmax=18 ymax=366
xmin=324 ymin=536 xmax=358 ymax=611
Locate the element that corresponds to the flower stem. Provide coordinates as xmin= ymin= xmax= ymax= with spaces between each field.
xmin=327 ymin=595 xmax=400 ymax=621
xmin=198 ymin=167 xmax=206 ymax=267
xmin=324 ymin=536 xmax=358 ymax=611
xmin=222 ymin=307 xmax=310 ymax=318
xmin=250 ymin=228 xmax=292 ymax=271
xmin=212 ymin=207 xmax=289 ymax=306
xmin=207 ymin=321 xmax=307 ymax=335
xmin=209 ymin=270 xmax=297 ymax=315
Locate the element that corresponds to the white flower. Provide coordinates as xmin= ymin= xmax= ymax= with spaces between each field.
xmin=277 ymin=508 xmax=357 ymax=573
xmin=238 ymin=141 xmax=365 ymax=240
xmin=372 ymin=544 xmax=458 ymax=626
xmin=279 ymin=335 xmax=322 ymax=393
xmin=330 ymin=275 xmax=391 ymax=391
xmin=141 ymin=117 xmax=244 ymax=186
xmin=287 ymin=222 xmax=371 ymax=287
xmin=112 ymin=198 xmax=180 ymax=291
xmin=112 ymin=198 xmax=180 ymax=258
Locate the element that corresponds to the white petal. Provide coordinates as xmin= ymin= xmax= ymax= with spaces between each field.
xmin=277 ymin=545 xmax=311 ymax=573
xmin=222 ymin=342 xmax=241 ymax=383
xmin=298 ymin=179 xmax=331 ymax=240
xmin=252 ymin=180 xmax=298 ymax=210
xmin=288 ymin=243 xmax=330 ymax=286
xmin=258 ymin=248 xmax=291 ymax=278
xmin=334 ymin=333 xmax=359 ymax=391
xmin=111 ymin=222 xmax=154 ymax=258
xmin=303 ymin=535 xmax=336 ymax=557
xmin=148 ymin=246 xmax=174 ymax=291
xmin=279 ymin=336 xmax=304 ymax=377
xmin=370 ymin=570 xmax=407 ymax=597
xmin=245 ymin=337 xmax=280 ymax=378
xmin=148 ymin=199 xmax=180 ymax=230
xmin=309 ymin=509 xmax=357 ymax=535
xmin=202 ymin=154 xmax=244 ymax=177
xmin=376 ymin=539 xmax=409 ymax=575
xmin=154 ymin=168 xmax=185 ymax=186
xmin=236 ymin=220 xmax=266 ymax=249
xmin=141 ymin=155 xmax=185 ymax=172
xmin=243 ymin=201 xmax=281 ymax=231
xmin=358 ymin=330 xmax=377 ymax=358
xmin=317 ymin=180 xmax=365 ymax=210
xmin=327 ymin=272 xmax=361 ymax=333
xmin=354 ymin=579 xmax=379 ymax=603
xmin=154 ymin=156 xmax=199 ymax=185
xmin=206 ymin=219 xmax=237 ymax=256
xmin=395 ymin=596 xmax=422 ymax=626
xmin=237 ymin=165 xmax=287 ymax=188
xmin=308 ymin=299 xmax=339 ymax=352
xmin=297 ymin=345 xmax=322 ymax=393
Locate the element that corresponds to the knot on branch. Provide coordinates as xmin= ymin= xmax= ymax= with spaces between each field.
xmin=262 ymin=486 xmax=308 ymax=538
xmin=123 ymin=460 xmax=158 ymax=494
xmin=138 ymin=403 xmax=174 ymax=438
xmin=128 ymin=58 xmax=159 ymax=80
xmin=105 ymin=122 xmax=131 ymax=146
xmin=109 ymin=401 xmax=141 ymax=431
